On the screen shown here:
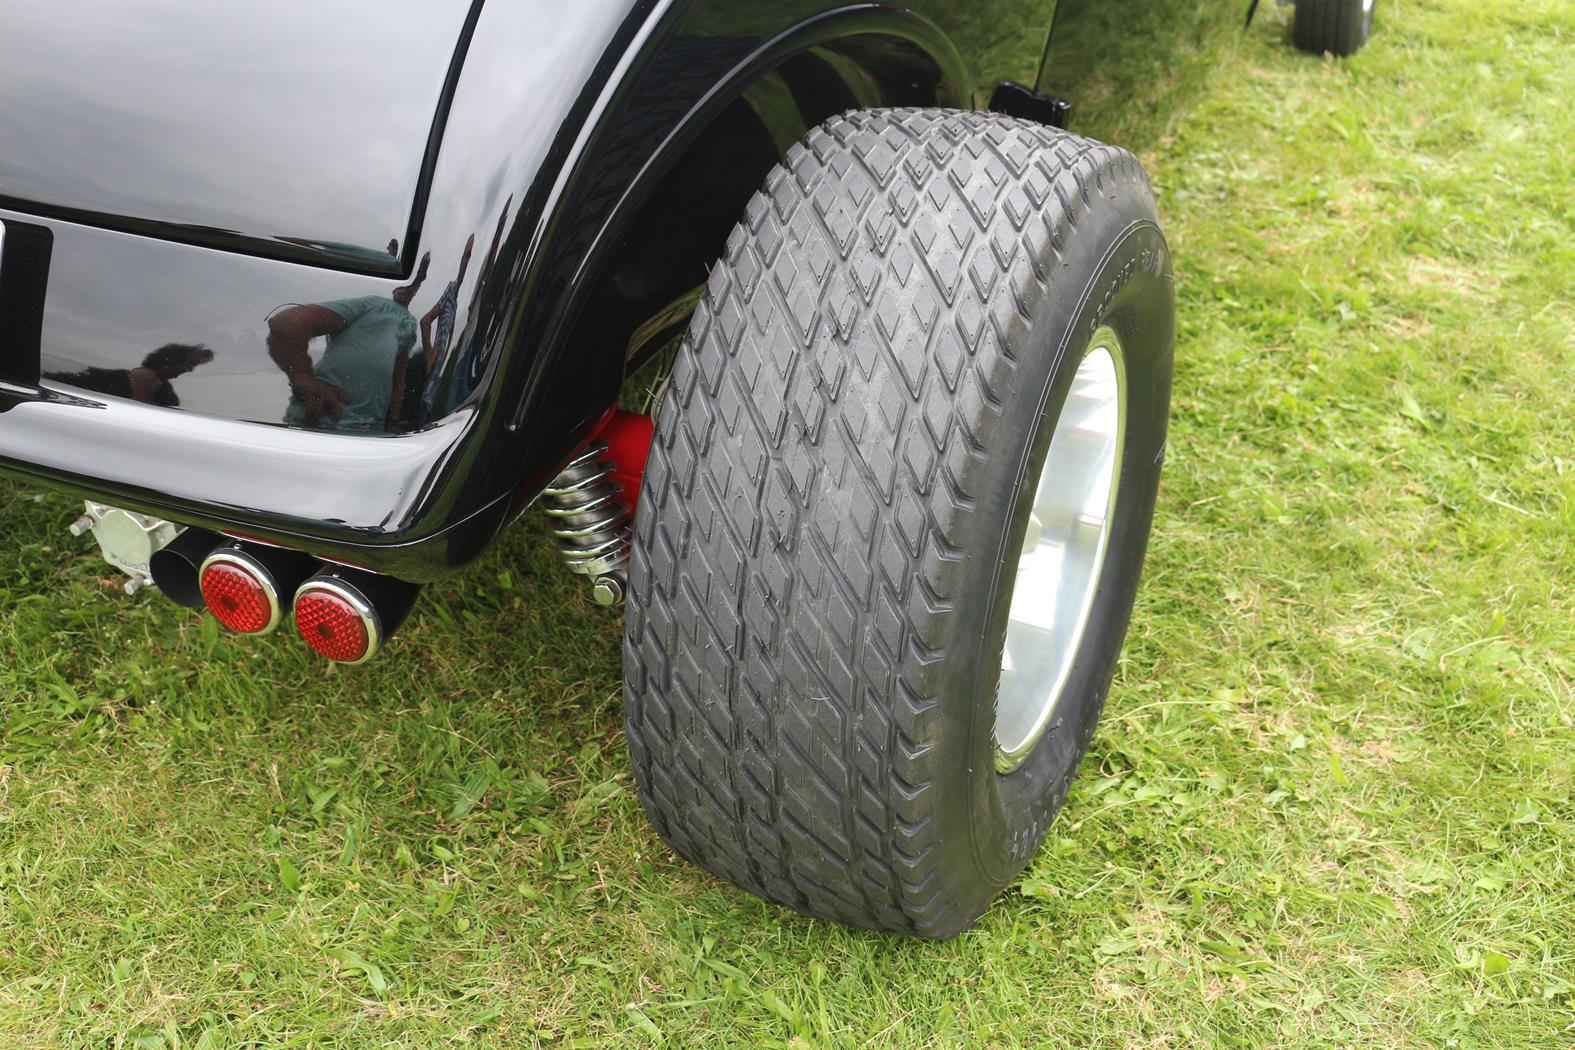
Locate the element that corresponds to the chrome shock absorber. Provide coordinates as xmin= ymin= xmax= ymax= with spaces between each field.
xmin=541 ymin=441 xmax=633 ymax=606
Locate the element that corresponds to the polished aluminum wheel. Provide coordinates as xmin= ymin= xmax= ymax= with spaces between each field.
xmin=994 ymin=329 xmax=1126 ymax=773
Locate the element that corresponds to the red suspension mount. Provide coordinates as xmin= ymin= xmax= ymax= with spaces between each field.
xmin=592 ymin=409 xmax=656 ymax=511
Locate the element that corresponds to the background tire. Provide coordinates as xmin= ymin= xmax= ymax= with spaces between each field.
xmin=624 ymin=109 xmax=1173 ymax=937
xmin=1293 ymin=0 xmax=1376 ymax=56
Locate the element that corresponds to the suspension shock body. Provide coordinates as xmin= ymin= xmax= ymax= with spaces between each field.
xmin=540 ymin=411 xmax=653 ymax=606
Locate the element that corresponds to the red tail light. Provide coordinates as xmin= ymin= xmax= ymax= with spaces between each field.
xmin=293 ymin=578 xmax=381 ymax=664
xmin=199 ymin=549 xmax=281 ymax=634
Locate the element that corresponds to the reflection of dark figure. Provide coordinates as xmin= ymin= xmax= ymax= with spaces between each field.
xmin=437 ymin=198 xmax=512 ymax=414
xmin=268 ymin=255 xmax=429 ymax=431
xmin=48 ymin=343 xmax=214 ymax=407
xmin=404 ymin=232 xmax=476 ymax=428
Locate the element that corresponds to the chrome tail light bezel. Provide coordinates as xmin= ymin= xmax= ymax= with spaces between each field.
xmin=292 ymin=576 xmax=384 ymax=664
xmin=198 ymin=546 xmax=284 ymax=635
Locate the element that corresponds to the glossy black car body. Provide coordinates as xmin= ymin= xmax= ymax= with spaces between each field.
xmin=0 ymin=0 xmax=1245 ymax=583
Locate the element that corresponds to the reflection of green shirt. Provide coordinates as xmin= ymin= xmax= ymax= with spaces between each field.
xmin=284 ymin=296 xmax=416 ymax=430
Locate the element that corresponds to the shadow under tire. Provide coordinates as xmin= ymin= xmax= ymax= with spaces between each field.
xmin=624 ymin=108 xmax=1174 ymax=937
xmin=1293 ymin=0 xmax=1376 ymax=56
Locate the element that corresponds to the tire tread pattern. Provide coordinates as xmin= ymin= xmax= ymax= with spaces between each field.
xmin=624 ymin=109 xmax=1153 ymax=936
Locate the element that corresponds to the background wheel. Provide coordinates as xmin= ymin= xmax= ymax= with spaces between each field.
xmin=1293 ymin=0 xmax=1376 ymax=56
xmin=624 ymin=108 xmax=1174 ymax=937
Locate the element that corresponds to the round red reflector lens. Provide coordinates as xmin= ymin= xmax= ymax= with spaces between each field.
xmin=295 ymin=588 xmax=372 ymax=663
xmin=199 ymin=561 xmax=277 ymax=634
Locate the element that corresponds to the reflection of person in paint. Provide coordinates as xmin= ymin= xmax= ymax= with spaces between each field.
xmin=48 ymin=343 xmax=214 ymax=407
xmin=436 ymin=197 xmax=511 ymax=414
xmin=407 ymin=231 xmax=475 ymax=427
xmin=267 ymin=254 xmax=429 ymax=431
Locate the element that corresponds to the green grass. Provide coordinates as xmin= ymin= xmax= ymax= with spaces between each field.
xmin=2 ymin=1 xmax=1572 ymax=1046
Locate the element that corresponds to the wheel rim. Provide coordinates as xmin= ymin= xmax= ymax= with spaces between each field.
xmin=994 ymin=328 xmax=1126 ymax=774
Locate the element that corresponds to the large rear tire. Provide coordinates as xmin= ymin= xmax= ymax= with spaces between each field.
xmin=624 ymin=109 xmax=1173 ymax=937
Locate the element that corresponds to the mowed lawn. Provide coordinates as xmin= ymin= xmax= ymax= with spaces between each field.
xmin=1 ymin=1 xmax=1571 ymax=1046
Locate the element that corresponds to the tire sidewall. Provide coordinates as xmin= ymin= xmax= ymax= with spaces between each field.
xmin=938 ymin=218 xmax=1174 ymax=896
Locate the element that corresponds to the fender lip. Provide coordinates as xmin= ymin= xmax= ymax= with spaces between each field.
xmin=0 ymin=385 xmax=475 ymax=539
xmin=507 ymin=2 xmax=972 ymax=431
xmin=0 ymin=386 xmax=510 ymax=581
